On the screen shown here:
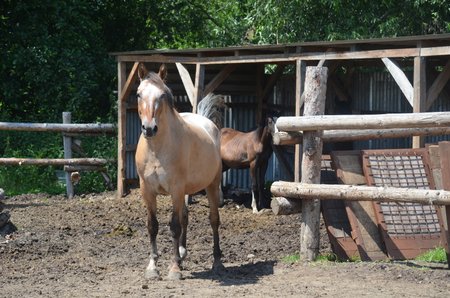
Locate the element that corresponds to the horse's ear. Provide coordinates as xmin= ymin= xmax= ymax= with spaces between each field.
xmin=138 ymin=63 xmax=148 ymax=81
xmin=158 ymin=64 xmax=167 ymax=81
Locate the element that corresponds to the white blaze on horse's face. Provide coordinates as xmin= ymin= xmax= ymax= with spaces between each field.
xmin=137 ymin=81 xmax=163 ymax=138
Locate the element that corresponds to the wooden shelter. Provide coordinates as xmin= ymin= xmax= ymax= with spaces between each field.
xmin=111 ymin=34 xmax=450 ymax=197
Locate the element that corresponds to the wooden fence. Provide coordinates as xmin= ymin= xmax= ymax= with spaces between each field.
xmin=271 ymin=66 xmax=450 ymax=266
xmin=0 ymin=112 xmax=116 ymax=198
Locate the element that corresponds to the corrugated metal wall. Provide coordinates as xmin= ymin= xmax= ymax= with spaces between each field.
xmin=125 ymin=70 xmax=449 ymax=191
xmin=351 ymin=71 xmax=450 ymax=149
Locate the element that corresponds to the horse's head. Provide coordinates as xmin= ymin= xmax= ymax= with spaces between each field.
xmin=137 ymin=63 xmax=174 ymax=138
xmin=266 ymin=116 xmax=276 ymax=135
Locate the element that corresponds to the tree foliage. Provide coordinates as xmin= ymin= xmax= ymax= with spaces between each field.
xmin=0 ymin=0 xmax=448 ymax=195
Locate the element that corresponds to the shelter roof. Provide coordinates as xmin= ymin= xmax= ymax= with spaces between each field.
xmin=111 ymin=33 xmax=450 ymax=64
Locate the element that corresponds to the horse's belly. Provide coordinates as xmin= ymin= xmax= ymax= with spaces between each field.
xmin=185 ymin=149 xmax=221 ymax=194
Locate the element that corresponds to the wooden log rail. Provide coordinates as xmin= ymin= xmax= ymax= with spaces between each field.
xmin=0 ymin=158 xmax=108 ymax=166
xmin=271 ymin=181 xmax=450 ymax=206
xmin=0 ymin=113 xmax=115 ymax=198
xmin=276 ymin=111 xmax=450 ymax=132
xmin=273 ymin=127 xmax=450 ymax=146
xmin=0 ymin=122 xmax=116 ymax=134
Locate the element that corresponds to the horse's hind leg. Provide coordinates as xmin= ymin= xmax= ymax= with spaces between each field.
xmin=180 ymin=195 xmax=189 ymax=261
xmin=205 ymin=177 xmax=223 ymax=271
xmin=141 ymin=185 xmax=160 ymax=279
xmin=249 ymin=161 xmax=259 ymax=213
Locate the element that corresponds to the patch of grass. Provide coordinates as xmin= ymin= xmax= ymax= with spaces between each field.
xmin=281 ymin=254 xmax=301 ymax=264
xmin=282 ymin=252 xmax=363 ymax=264
xmin=315 ymin=253 xmax=338 ymax=262
xmin=415 ymin=247 xmax=447 ymax=263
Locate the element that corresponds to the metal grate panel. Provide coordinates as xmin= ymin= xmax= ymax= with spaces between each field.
xmin=362 ymin=148 xmax=444 ymax=259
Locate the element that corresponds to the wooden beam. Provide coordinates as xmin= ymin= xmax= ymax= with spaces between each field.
xmin=426 ymin=58 xmax=450 ymax=111
xmin=119 ymin=62 xmax=139 ymax=102
xmin=271 ymin=182 xmax=450 ymax=206
xmin=276 ymin=111 xmax=450 ymax=131
xmin=203 ymin=64 xmax=237 ymax=96
xmin=117 ymin=61 xmax=127 ymax=198
xmin=192 ymin=63 xmax=205 ymax=113
xmin=413 ymin=56 xmax=426 ymax=148
xmin=256 ymin=64 xmax=264 ymax=123
xmin=175 ymin=63 xmax=195 ymax=105
xmin=295 ymin=59 xmax=306 ymax=182
xmin=115 ymin=46 xmax=450 ymax=65
xmin=381 ymin=57 xmax=413 ymax=106
xmin=261 ymin=64 xmax=286 ymax=100
xmin=329 ymin=76 xmax=351 ymax=102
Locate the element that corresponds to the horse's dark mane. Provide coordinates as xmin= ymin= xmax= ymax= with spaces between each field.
xmin=144 ymin=72 xmax=175 ymax=109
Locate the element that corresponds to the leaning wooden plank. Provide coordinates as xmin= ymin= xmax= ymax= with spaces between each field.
xmin=330 ymin=151 xmax=387 ymax=261
xmin=438 ymin=141 xmax=450 ymax=268
xmin=270 ymin=182 xmax=450 ymax=205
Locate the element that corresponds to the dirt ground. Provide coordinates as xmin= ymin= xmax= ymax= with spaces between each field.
xmin=1 ymin=190 xmax=450 ymax=298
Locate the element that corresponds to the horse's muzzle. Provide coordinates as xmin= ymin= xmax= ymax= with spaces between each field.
xmin=142 ymin=125 xmax=158 ymax=138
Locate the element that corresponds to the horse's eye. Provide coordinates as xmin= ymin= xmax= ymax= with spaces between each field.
xmin=137 ymin=93 xmax=141 ymax=100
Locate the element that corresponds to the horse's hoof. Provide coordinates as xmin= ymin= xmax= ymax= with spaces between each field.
xmin=179 ymin=246 xmax=187 ymax=261
xmin=167 ymin=270 xmax=182 ymax=280
xmin=144 ymin=269 xmax=160 ymax=280
xmin=212 ymin=261 xmax=226 ymax=273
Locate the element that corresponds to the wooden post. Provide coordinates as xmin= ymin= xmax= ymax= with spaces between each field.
xmin=294 ymin=59 xmax=306 ymax=182
xmin=272 ymin=59 xmax=306 ymax=215
xmin=438 ymin=141 xmax=450 ymax=268
xmin=63 ymin=112 xmax=74 ymax=198
xmin=117 ymin=61 xmax=127 ymax=197
xmin=192 ymin=63 xmax=205 ymax=113
xmin=413 ymin=55 xmax=426 ymax=148
xmin=300 ymin=66 xmax=328 ymax=261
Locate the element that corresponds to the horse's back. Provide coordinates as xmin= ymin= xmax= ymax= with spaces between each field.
xmin=180 ymin=112 xmax=221 ymax=146
xmin=179 ymin=113 xmax=222 ymax=193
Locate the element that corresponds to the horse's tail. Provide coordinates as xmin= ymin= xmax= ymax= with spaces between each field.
xmin=197 ymin=94 xmax=225 ymax=129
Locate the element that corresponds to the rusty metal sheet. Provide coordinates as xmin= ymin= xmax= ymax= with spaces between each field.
xmin=331 ymin=151 xmax=387 ymax=261
xmin=436 ymin=142 xmax=450 ymax=268
xmin=362 ymin=148 xmax=446 ymax=260
xmin=320 ymin=156 xmax=359 ymax=260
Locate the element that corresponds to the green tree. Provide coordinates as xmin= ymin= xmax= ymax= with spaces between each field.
xmin=0 ymin=0 xmax=115 ymax=123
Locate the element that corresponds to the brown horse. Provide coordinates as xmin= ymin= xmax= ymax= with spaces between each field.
xmin=220 ymin=117 xmax=275 ymax=213
xmin=135 ymin=63 xmax=224 ymax=280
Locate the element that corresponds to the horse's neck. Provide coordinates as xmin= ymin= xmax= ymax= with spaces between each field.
xmin=256 ymin=124 xmax=272 ymax=145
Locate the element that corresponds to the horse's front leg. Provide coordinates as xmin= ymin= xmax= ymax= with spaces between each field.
xmin=141 ymin=184 xmax=160 ymax=280
xmin=167 ymin=190 xmax=187 ymax=280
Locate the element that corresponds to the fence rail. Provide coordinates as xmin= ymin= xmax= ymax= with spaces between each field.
xmin=0 ymin=122 xmax=115 ymax=134
xmin=0 ymin=112 xmax=116 ymax=198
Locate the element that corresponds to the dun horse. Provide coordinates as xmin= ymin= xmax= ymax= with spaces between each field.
xmin=135 ymin=63 xmax=224 ymax=280
xmin=221 ymin=117 xmax=275 ymax=213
